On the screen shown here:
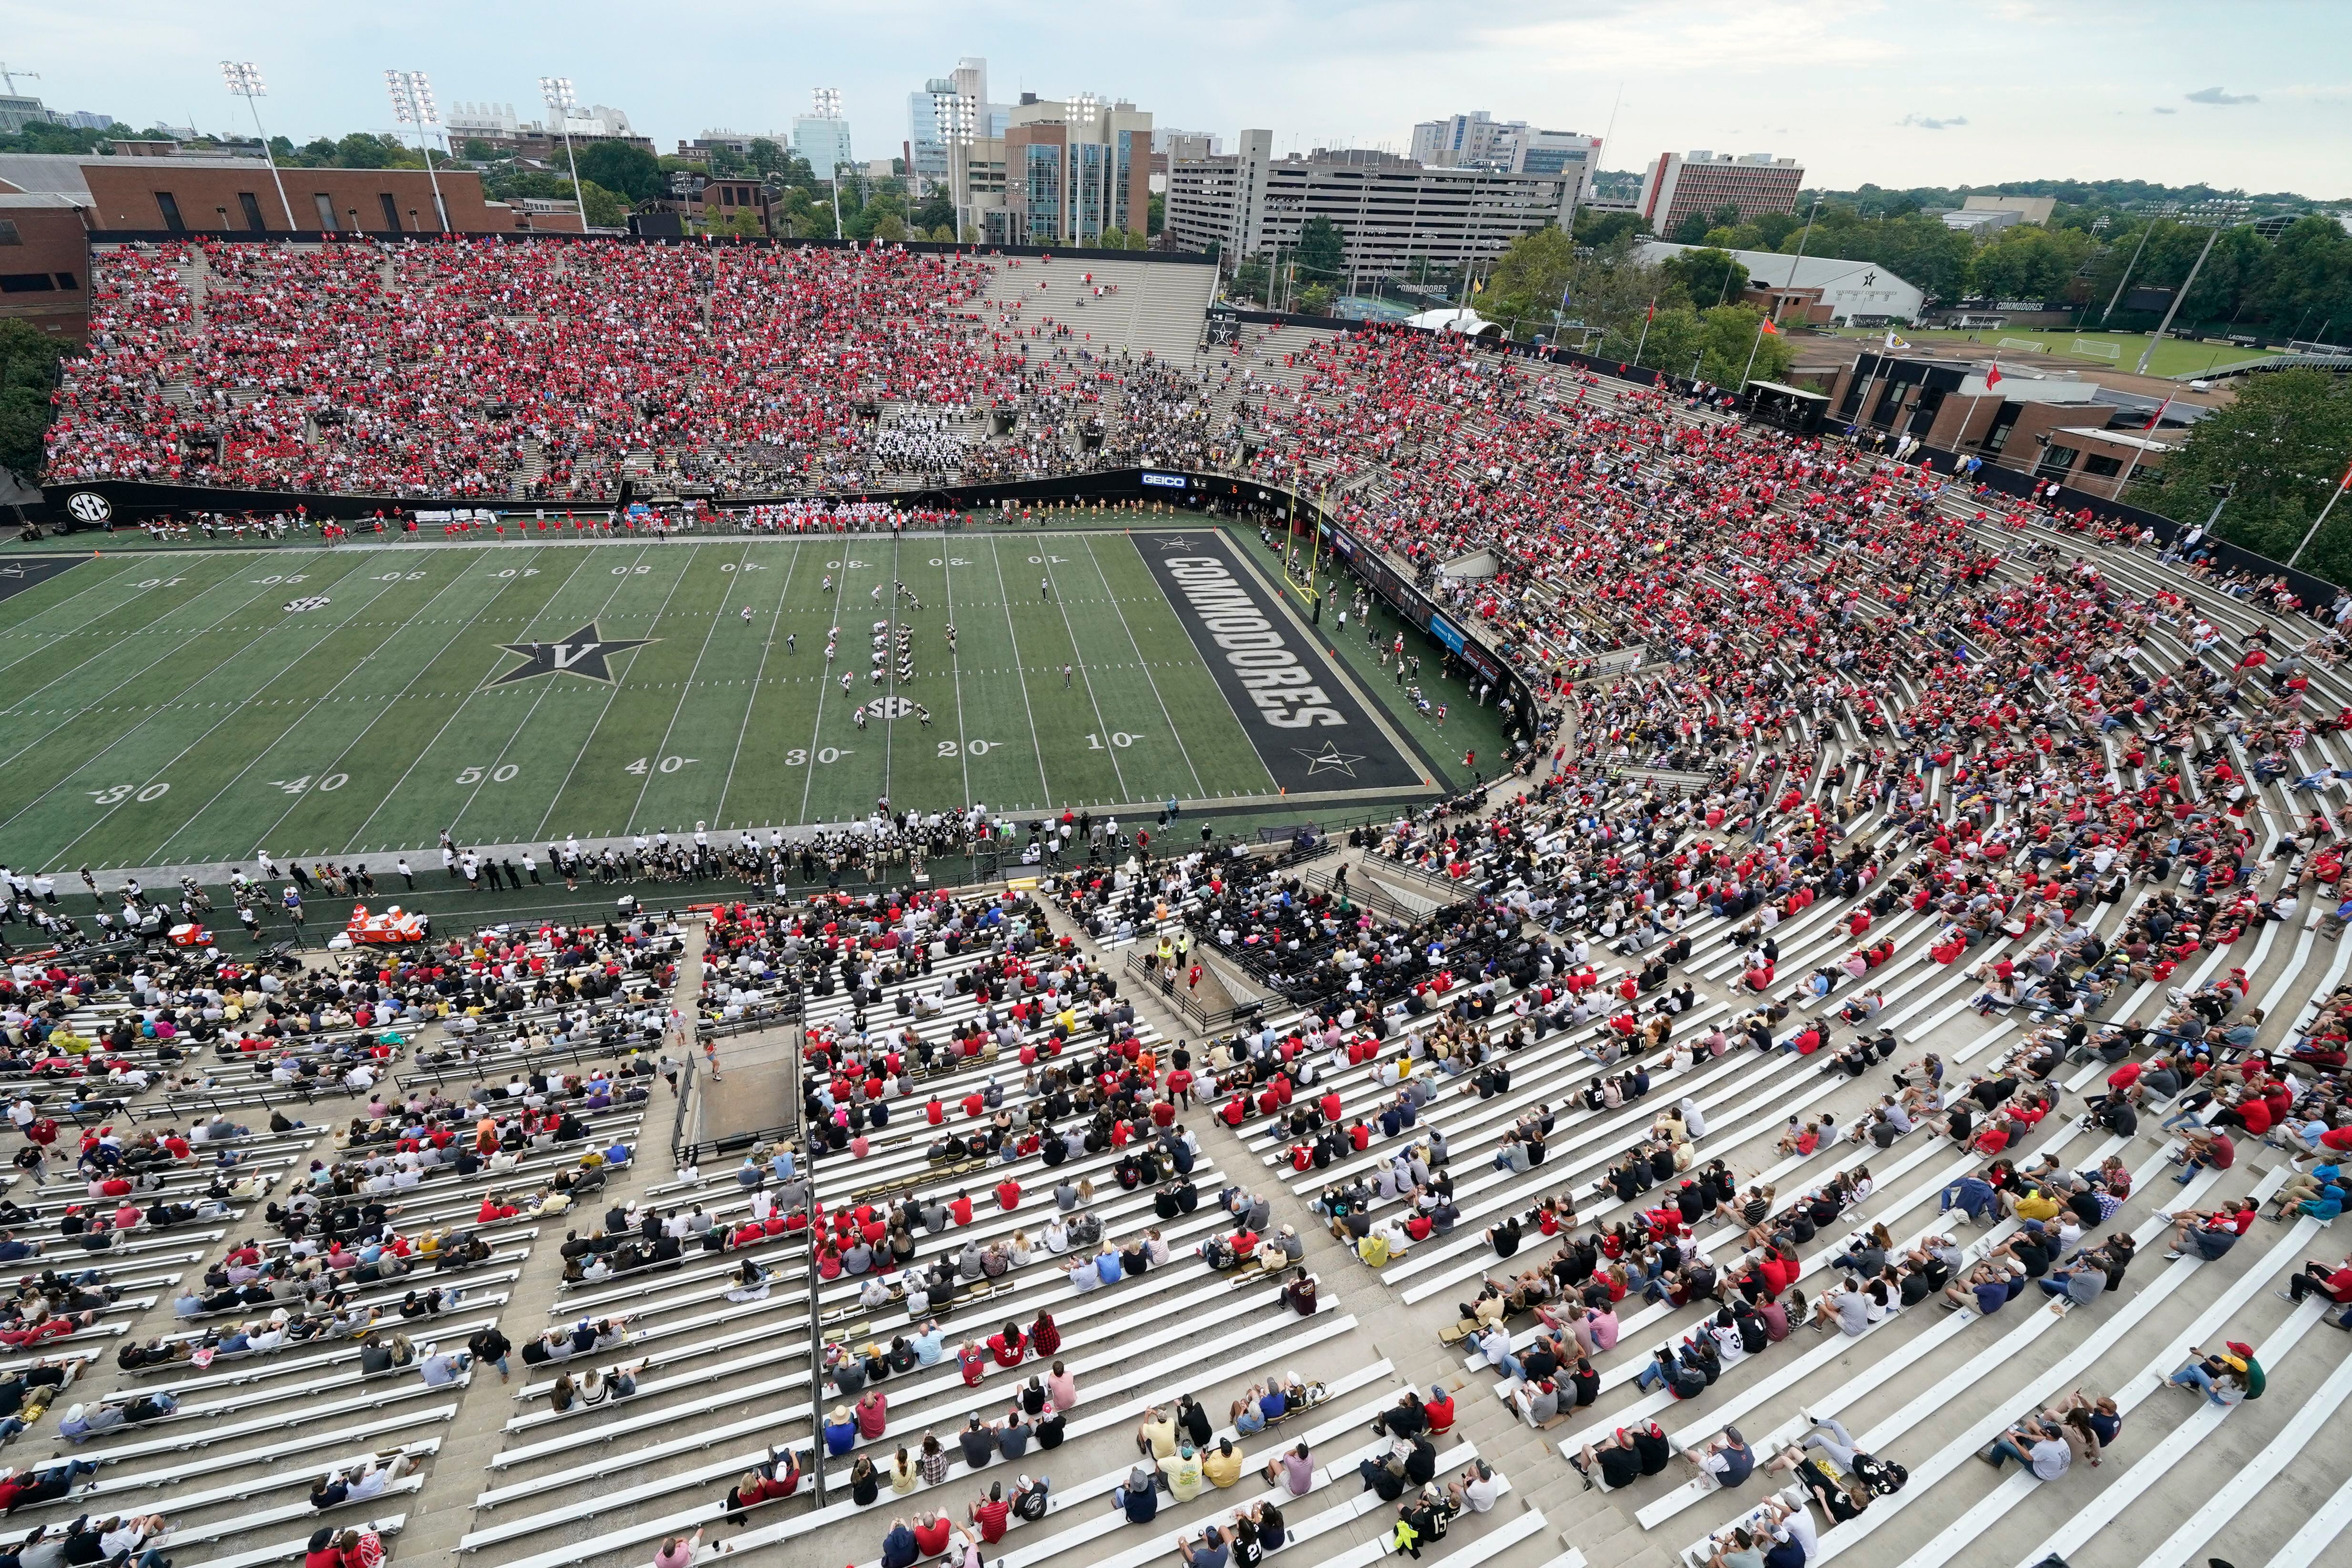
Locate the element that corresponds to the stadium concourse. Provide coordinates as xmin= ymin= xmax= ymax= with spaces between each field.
xmin=10 ymin=236 xmax=2352 ymax=1568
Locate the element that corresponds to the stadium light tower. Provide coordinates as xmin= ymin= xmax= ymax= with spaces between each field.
xmin=220 ymin=61 xmax=297 ymax=231
xmin=934 ymin=89 xmax=974 ymax=245
xmin=538 ymin=75 xmax=587 ymax=228
xmin=384 ymin=70 xmax=449 ymax=231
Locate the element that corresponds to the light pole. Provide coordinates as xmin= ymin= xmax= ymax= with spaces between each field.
xmin=2289 ymin=455 xmax=2352 ymax=570
xmin=2137 ymin=202 xmax=2244 ymax=374
xmin=384 ymin=70 xmax=448 ymax=232
xmin=539 ymin=76 xmax=587 ymax=229
xmin=1776 ymin=193 xmax=1823 ymax=324
xmin=2097 ymin=219 xmax=2156 ymax=327
xmin=934 ymin=90 xmax=974 ymax=245
xmin=221 ymin=61 xmax=296 ymax=231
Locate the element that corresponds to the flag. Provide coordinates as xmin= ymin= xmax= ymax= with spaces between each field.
xmin=1758 ymin=318 xmax=1780 ymax=336
xmin=1985 ymin=366 xmax=2004 ymax=387
xmin=1884 ymin=330 xmax=1911 ymax=350
xmin=2142 ymin=394 xmax=2173 ymax=431
xmin=1645 ymin=301 xmax=1656 ymax=322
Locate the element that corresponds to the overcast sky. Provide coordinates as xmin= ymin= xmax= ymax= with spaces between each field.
xmin=7 ymin=0 xmax=2343 ymax=197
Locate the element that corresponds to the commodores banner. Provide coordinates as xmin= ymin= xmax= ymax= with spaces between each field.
xmin=1136 ymin=530 xmax=1424 ymax=795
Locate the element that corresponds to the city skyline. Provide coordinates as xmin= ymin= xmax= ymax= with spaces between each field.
xmin=2 ymin=0 xmax=2344 ymax=197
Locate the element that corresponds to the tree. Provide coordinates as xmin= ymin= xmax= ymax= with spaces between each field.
xmin=1298 ymin=283 xmax=1335 ymax=316
xmin=913 ymin=190 xmax=955 ymax=235
xmin=1749 ymin=211 xmax=1800 ymax=249
xmin=1486 ymin=223 xmax=1580 ymax=338
xmin=461 ymin=138 xmax=496 ymax=162
xmin=1231 ymin=254 xmax=1272 ymax=306
xmin=577 ymin=180 xmax=627 ymax=229
xmin=1573 ymin=209 xmax=1646 ymax=249
xmin=747 ymin=139 xmax=785 ymax=177
xmin=0 ymin=320 xmax=67 ymax=481
xmin=1294 ymin=217 xmax=1345 ymax=283
xmin=1966 ymin=224 xmax=2095 ymax=300
xmin=872 ymin=212 xmax=907 ymax=243
xmin=1667 ymin=211 xmax=1712 ymax=246
xmin=1693 ymin=304 xmax=1795 ymax=387
xmin=331 ymin=132 xmax=408 ymax=169
xmin=1634 ymin=305 xmax=1705 ymax=377
xmin=1147 ymin=194 xmax=1164 ymax=236
xmin=2131 ymin=369 xmax=2352 ymax=580
xmin=0 ymin=120 xmax=134 ymax=156
xmin=1660 ymin=246 xmax=1749 ymax=310
xmin=1708 ymin=204 xmax=1741 ymax=232
xmin=576 ymin=141 xmax=663 ymax=203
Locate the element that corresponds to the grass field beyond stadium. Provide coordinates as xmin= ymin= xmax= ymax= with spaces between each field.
xmin=0 ymin=529 xmax=1454 ymax=878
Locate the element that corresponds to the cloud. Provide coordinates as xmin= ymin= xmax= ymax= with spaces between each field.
xmin=2185 ymin=86 xmax=2259 ymax=104
xmin=1898 ymin=113 xmax=1967 ymax=130
xmin=2153 ymin=106 xmax=2178 ymax=114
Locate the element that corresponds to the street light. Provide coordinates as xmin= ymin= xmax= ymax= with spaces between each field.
xmin=539 ymin=75 xmax=587 ymax=229
xmin=220 ymin=61 xmax=296 ymax=231
xmin=384 ymin=69 xmax=448 ymax=232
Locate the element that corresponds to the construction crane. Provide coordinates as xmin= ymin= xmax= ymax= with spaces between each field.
xmin=0 ymin=64 xmax=40 ymax=95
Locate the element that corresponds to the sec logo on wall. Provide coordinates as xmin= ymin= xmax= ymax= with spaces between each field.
xmin=63 ymin=492 xmax=113 ymax=524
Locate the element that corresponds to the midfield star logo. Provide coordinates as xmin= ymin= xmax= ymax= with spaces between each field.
xmin=487 ymin=622 xmax=655 ymax=687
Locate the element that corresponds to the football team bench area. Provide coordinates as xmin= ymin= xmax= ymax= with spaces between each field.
xmin=0 ymin=528 xmax=1445 ymax=878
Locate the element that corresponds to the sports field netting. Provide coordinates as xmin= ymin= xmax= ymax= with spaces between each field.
xmin=0 ymin=531 xmax=1435 ymax=875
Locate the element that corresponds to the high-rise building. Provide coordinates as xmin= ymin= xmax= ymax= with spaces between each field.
xmin=1166 ymin=136 xmax=1584 ymax=280
xmin=907 ymin=92 xmax=948 ymax=185
xmin=0 ymin=95 xmax=57 ymax=135
xmin=793 ymin=90 xmax=855 ymax=180
xmin=60 ymin=110 xmax=118 ymax=131
xmin=1638 ymin=150 xmax=1804 ymax=236
xmin=1410 ymin=111 xmax=1518 ymax=168
xmin=928 ymin=61 xmax=1149 ymax=246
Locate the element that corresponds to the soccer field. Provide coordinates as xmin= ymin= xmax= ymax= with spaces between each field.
xmin=0 ymin=529 xmax=1440 ymax=878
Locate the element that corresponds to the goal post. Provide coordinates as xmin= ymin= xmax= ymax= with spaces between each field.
xmin=2071 ymin=338 xmax=2123 ymax=360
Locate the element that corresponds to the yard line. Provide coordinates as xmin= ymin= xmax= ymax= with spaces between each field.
xmin=529 ymin=547 xmax=695 ymax=843
xmin=0 ymin=555 xmax=194 ymax=693
xmin=983 ymin=536 xmax=1054 ymax=810
xmin=330 ymin=548 xmax=596 ymax=854
xmin=880 ymin=534 xmax=901 ymax=808
xmin=0 ymin=558 xmax=327 ymax=780
xmin=714 ymin=543 xmax=802 ymax=828
xmin=1083 ymin=534 xmax=1204 ymax=799
xmin=143 ymin=565 xmax=479 ymax=865
xmin=457 ymin=546 xmax=674 ymax=838
xmin=938 ymin=537 xmax=971 ymax=805
xmin=1033 ymin=537 xmax=1128 ymax=800
xmin=621 ymin=541 xmax=751 ymax=832
xmin=37 ymin=558 xmax=406 ymax=870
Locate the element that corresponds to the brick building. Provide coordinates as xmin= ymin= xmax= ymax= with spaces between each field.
xmin=1639 ymin=150 xmax=1804 ymax=236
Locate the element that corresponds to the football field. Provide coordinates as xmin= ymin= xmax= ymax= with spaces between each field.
xmin=0 ymin=529 xmax=1438 ymax=877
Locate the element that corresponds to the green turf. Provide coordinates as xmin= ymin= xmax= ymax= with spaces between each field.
xmin=0 ymin=532 xmax=1448 ymax=876
xmin=1818 ymin=325 xmax=2284 ymax=378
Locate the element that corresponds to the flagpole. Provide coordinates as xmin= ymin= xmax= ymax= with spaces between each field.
xmin=1632 ymin=297 xmax=1655 ymax=367
xmin=1738 ymin=316 xmax=1770 ymax=392
xmin=2108 ymin=394 xmax=2173 ymax=501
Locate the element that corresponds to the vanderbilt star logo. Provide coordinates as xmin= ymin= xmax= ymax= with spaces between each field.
xmin=488 ymin=622 xmax=655 ymax=687
xmin=1294 ymin=741 xmax=1366 ymax=778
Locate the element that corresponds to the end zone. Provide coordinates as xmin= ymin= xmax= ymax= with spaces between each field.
xmin=1136 ymin=530 xmax=1428 ymax=797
